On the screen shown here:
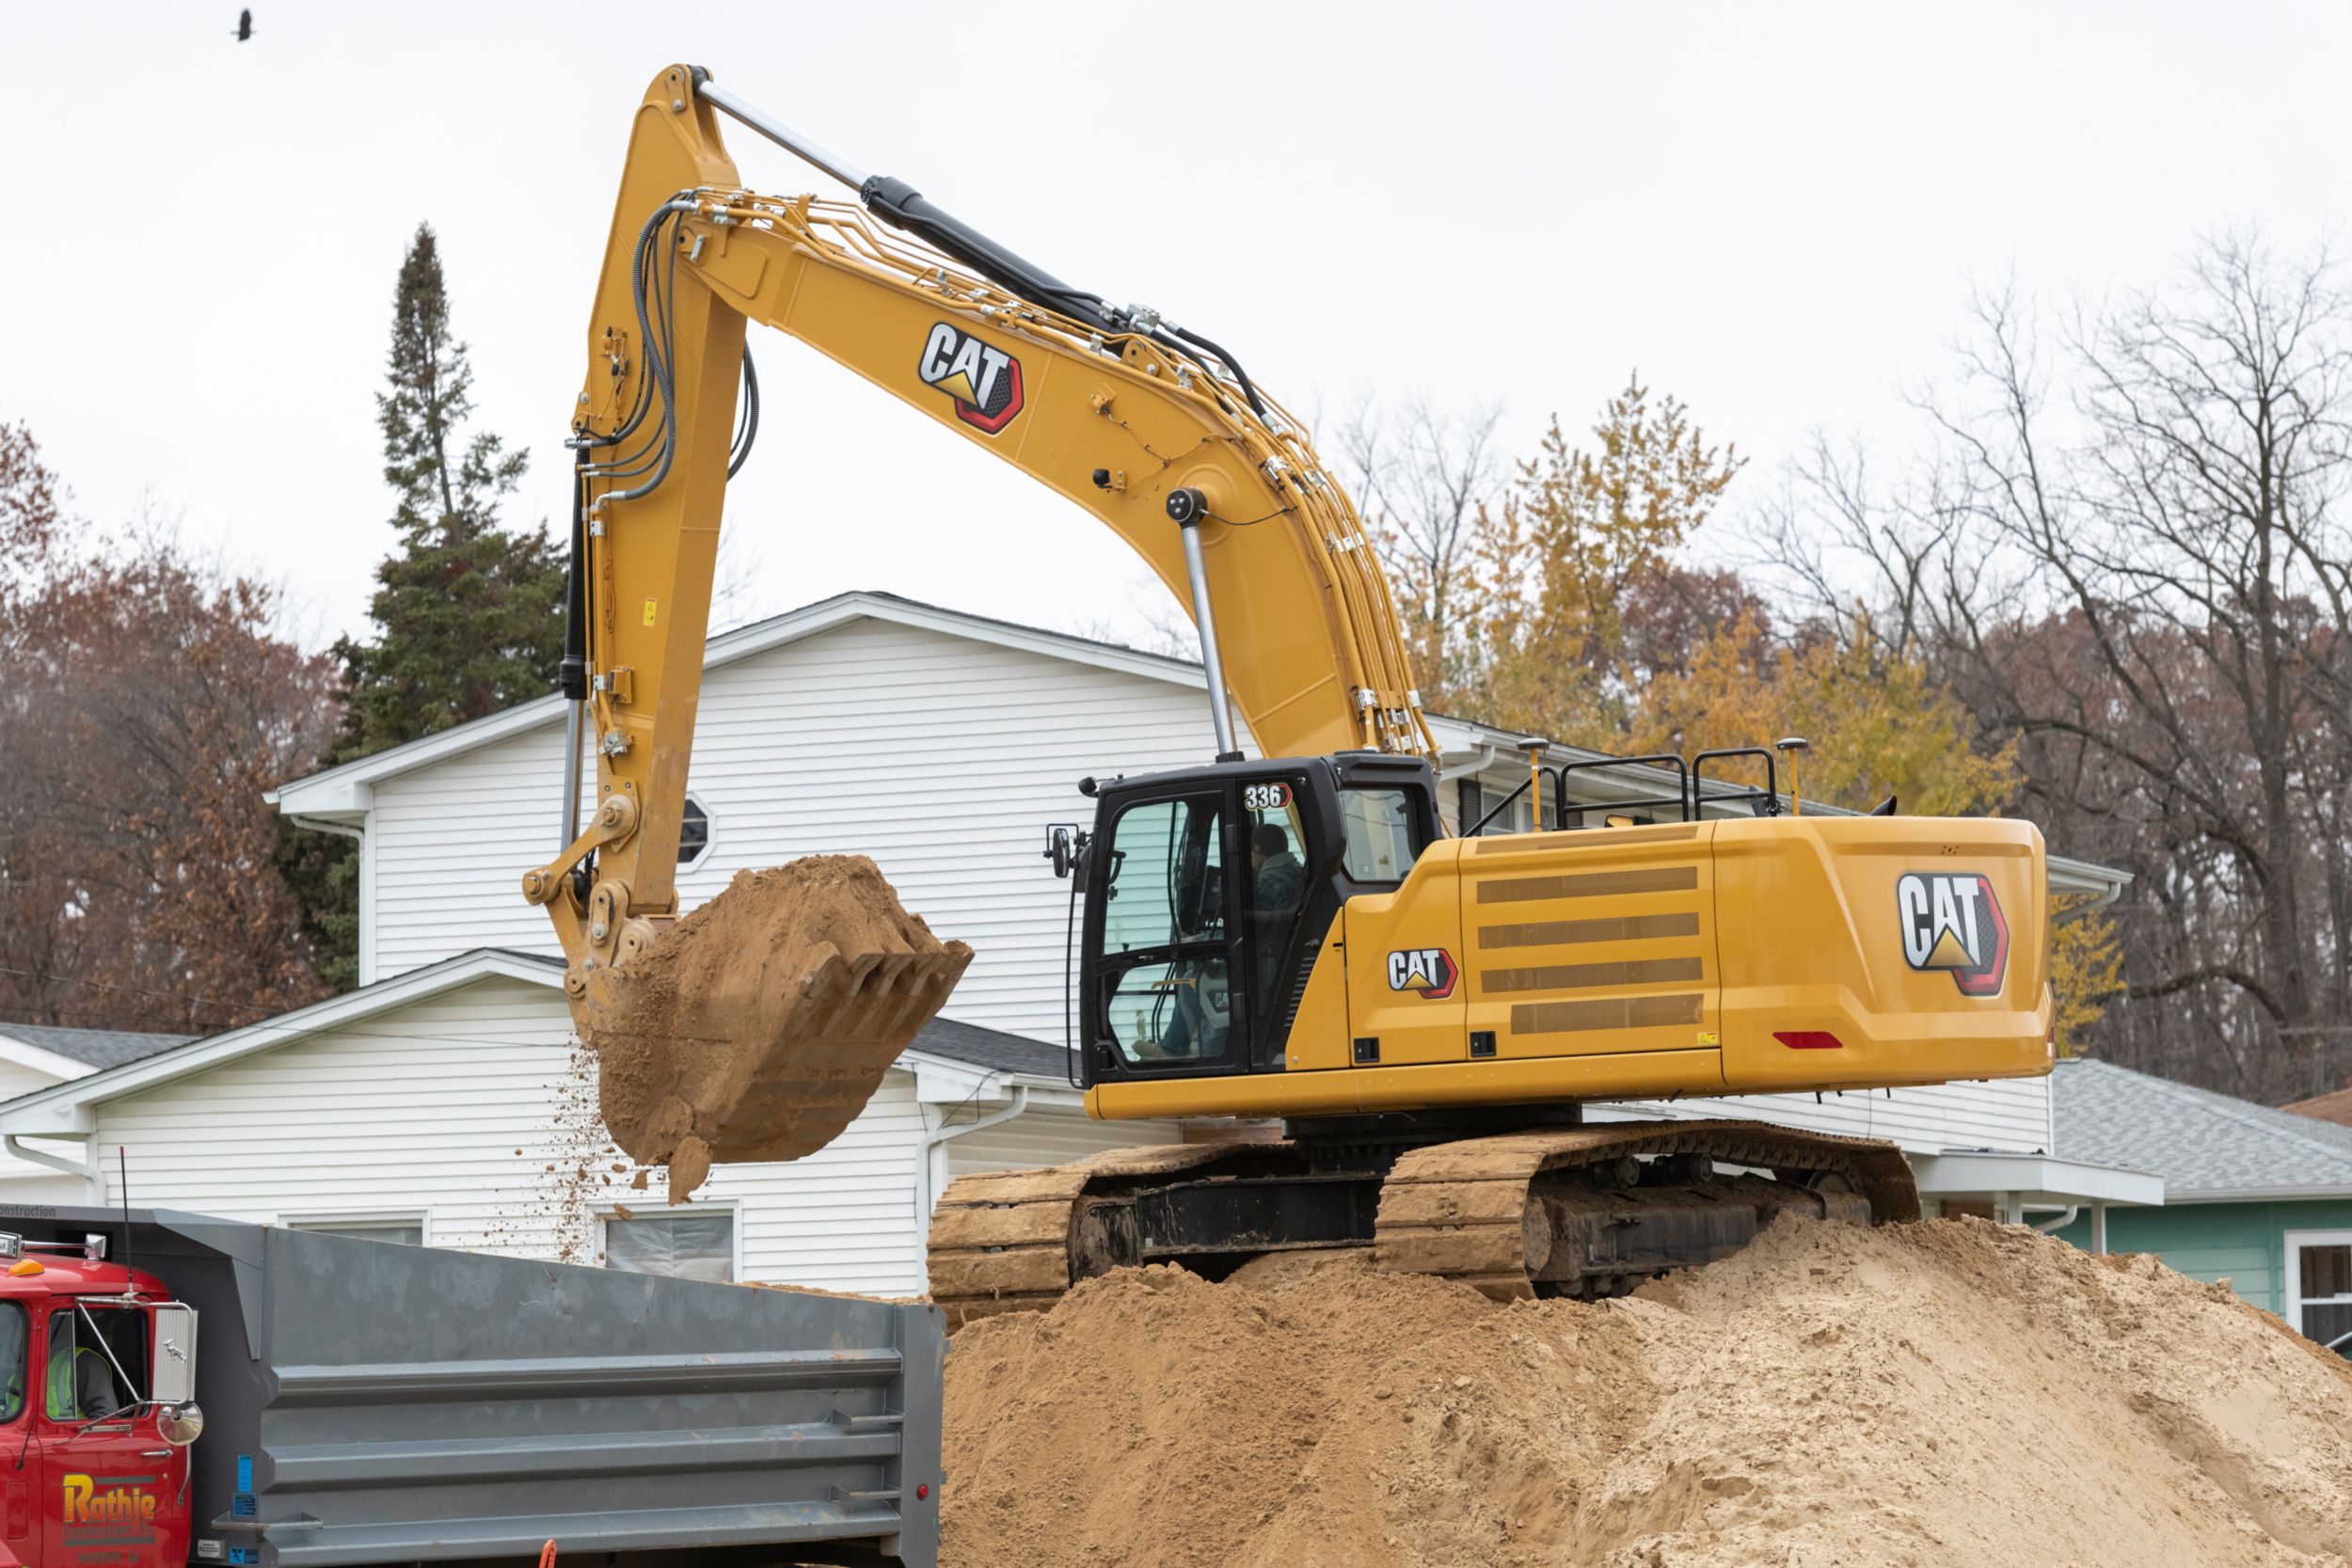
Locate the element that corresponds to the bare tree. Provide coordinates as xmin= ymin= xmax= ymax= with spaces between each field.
xmin=1756 ymin=238 xmax=2352 ymax=1101
xmin=1336 ymin=397 xmax=1507 ymax=709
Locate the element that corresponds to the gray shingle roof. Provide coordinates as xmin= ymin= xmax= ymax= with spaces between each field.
xmin=0 ymin=1024 xmax=199 ymax=1071
xmin=2053 ymin=1057 xmax=2352 ymax=1199
xmin=911 ymin=1016 xmax=1071 ymax=1081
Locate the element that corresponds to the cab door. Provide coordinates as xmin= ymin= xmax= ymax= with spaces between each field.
xmin=39 ymin=1304 xmax=187 ymax=1568
xmin=1087 ymin=791 xmax=1244 ymax=1079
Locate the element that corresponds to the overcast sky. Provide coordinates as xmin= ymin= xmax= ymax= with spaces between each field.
xmin=3 ymin=3 xmax=2343 ymax=652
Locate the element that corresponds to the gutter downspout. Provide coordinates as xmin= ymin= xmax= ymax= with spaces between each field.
xmin=2027 ymin=1204 xmax=2080 ymax=1234
xmin=285 ymin=814 xmax=363 ymax=844
xmin=6 ymin=1135 xmax=100 ymax=1204
xmin=914 ymin=1084 xmax=1031 ymax=1226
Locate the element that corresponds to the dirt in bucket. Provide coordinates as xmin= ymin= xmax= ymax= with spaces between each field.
xmin=577 ymin=855 xmax=972 ymax=1196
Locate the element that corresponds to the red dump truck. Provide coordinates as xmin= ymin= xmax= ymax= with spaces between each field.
xmin=0 ymin=1206 xmax=943 ymax=1568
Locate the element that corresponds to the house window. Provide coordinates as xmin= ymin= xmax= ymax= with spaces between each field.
xmin=2287 ymin=1230 xmax=2352 ymax=1358
xmin=1456 ymin=779 xmax=1485 ymax=836
xmin=288 ymin=1216 xmax=426 ymax=1246
xmin=606 ymin=1211 xmax=735 ymax=1283
xmin=678 ymin=795 xmax=713 ymax=870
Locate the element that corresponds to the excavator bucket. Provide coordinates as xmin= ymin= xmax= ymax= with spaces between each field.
xmin=573 ymin=856 xmax=973 ymax=1196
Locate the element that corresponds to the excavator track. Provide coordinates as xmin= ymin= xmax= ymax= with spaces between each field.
xmin=928 ymin=1143 xmax=1254 ymax=1330
xmin=928 ymin=1119 xmax=1918 ymax=1327
xmin=1373 ymin=1118 xmax=1920 ymax=1301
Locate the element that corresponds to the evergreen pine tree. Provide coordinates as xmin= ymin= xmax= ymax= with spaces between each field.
xmin=334 ymin=222 xmax=564 ymax=755
xmin=282 ymin=223 xmax=566 ymax=989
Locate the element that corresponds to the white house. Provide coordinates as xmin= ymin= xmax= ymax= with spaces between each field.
xmin=0 ymin=592 xmax=2144 ymax=1291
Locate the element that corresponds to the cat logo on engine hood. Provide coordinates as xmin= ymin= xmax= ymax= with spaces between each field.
xmin=1897 ymin=872 xmax=2008 ymax=996
xmin=917 ymin=322 xmax=1025 ymax=434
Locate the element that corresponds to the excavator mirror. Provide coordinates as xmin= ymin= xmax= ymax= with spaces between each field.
xmin=1043 ymin=824 xmax=1089 ymax=879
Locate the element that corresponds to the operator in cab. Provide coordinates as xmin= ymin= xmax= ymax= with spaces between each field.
xmin=1250 ymin=822 xmax=1305 ymax=994
xmin=48 ymin=1314 xmax=119 ymax=1420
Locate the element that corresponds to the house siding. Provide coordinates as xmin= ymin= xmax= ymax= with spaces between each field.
xmin=2051 ymin=1197 xmax=2352 ymax=1318
xmin=89 ymin=975 xmax=937 ymax=1296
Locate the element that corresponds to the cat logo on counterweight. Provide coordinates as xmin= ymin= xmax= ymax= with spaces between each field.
xmin=917 ymin=322 xmax=1025 ymax=434
xmin=1897 ymin=872 xmax=2008 ymax=996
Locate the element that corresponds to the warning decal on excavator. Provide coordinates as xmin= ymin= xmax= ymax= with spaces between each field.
xmin=1897 ymin=872 xmax=2008 ymax=996
xmin=918 ymin=322 xmax=1025 ymax=434
xmin=1387 ymin=947 xmax=1457 ymax=1000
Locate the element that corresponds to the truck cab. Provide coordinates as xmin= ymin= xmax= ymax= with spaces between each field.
xmin=0 ymin=1234 xmax=199 ymax=1568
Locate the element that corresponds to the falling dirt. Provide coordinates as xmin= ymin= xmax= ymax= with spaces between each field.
xmin=940 ymin=1216 xmax=2352 ymax=1568
xmin=577 ymin=855 xmax=972 ymax=1196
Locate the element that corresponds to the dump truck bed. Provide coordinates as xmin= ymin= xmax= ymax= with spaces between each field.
xmin=0 ymin=1206 xmax=943 ymax=1568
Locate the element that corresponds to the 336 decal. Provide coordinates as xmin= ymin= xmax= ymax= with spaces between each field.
xmin=1897 ymin=871 xmax=2008 ymax=996
xmin=916 ymin=322 xmax=1025 ymax=434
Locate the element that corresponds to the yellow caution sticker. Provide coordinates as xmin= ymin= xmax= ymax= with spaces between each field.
xmin=642 ymin=598 xmax=659 ymax=627
xmin=1696 ymin=1031 xmax=1721 ymax=1046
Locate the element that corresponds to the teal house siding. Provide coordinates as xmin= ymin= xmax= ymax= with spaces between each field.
xmin=2051 ymin=1198 xmax=2352 ymax=1315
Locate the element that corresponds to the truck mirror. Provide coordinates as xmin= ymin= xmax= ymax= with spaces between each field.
xmin=159 ymin=1403 xmax=204 ymax=1448
xmin=150 ymin=1302 xmax=198 ymax=1407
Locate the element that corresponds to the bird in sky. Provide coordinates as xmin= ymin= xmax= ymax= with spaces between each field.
xmin=232 ymin=9 xmax=253 ymax=41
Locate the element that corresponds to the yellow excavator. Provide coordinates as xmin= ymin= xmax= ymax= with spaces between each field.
xmin=524 ymin=66 xmax=2054 ymax=1324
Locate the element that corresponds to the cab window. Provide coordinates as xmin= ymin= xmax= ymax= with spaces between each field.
xmin=45 ymin=1306 xmax=142 ymax=1423
xmin=1098 ymin=797 xmax=1232 ymax=1067
xmin=1340 ymin=787 xmax=1421 ymax=881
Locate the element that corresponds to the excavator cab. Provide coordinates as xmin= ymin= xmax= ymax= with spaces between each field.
xmin=1076 ymin=755 xmax=1440 ymax=1086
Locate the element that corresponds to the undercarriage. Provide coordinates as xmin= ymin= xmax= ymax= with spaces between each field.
xmin=926 ymin=1112 xmax=1920 ymax=1328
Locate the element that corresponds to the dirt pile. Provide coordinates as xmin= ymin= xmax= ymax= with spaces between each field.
xmin=578 ymin=855 xmax=971 ymax=1195
xmin=941 ymin=1217 xmax=2352 ymax=1568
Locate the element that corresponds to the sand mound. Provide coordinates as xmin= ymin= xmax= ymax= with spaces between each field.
xmin=941 ymin=1217 xmax=2352 ymax=1568
xmin=579 ymin=855 xmax=971 ymax=1195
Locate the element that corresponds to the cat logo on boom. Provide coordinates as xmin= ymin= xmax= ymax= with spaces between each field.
xmin=917 ymin=322 xmax=1025 ymax=434
xmin=1387 ymin=947 xmax=1457 ymax=1000
xmin=1896 ymin=872 xmax=2009 ymax=996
